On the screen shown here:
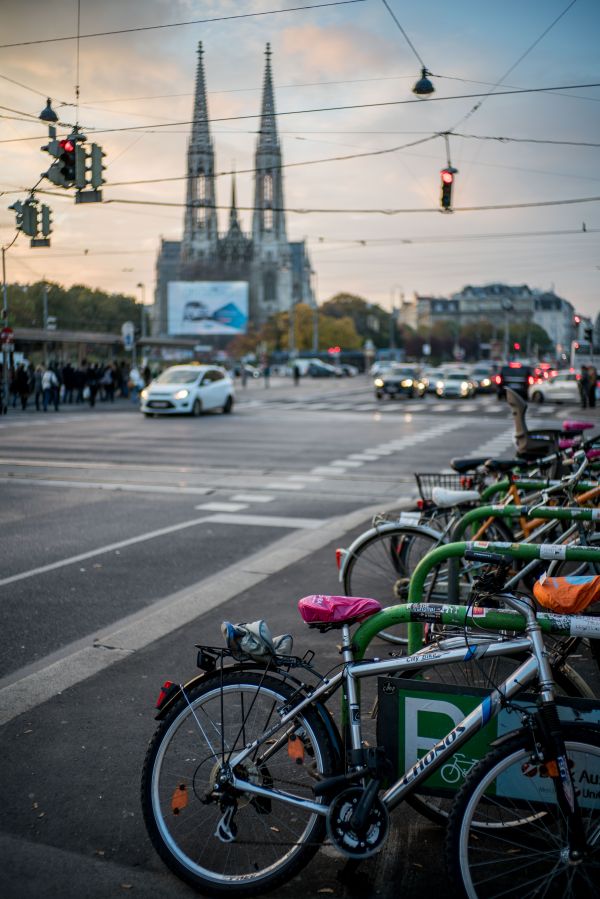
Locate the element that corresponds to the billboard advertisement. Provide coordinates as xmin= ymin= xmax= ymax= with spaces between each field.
xmin=167 ymin=281 xmax=248 ymax=336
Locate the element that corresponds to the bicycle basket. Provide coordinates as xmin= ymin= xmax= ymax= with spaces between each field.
xmin=415 ymin=472 xmax=471 ymax=502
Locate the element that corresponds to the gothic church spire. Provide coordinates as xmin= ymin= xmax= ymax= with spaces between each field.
xmin=181 ymin=42 xmax=218 ymax=261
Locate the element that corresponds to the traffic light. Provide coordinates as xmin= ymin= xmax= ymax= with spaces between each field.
xmin=584 ymin=326 xmax=593 ymax=343
xmin=40 ymin=204 xmax=52 ymax=238
xmin=513 ymin=342 xmax=521 ymax=351
xmin=43 ymin=136 xmax=76 ymax=187
xmin=22 ymin=199 xmax=38 ymax=237
xmin=90 ymin=144 xmax=106 ymax=189
xmin=440 ymin=168 xmax=456 ymax=211
xmin=75 ymin=143 xmax=87 ymax=189
xmin=9 ymin=199 xmax=24 ymax=230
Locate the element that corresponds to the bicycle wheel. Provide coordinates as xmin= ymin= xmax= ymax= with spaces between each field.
xmin=446 ymin=725 xmax=600 ymax=898
xmin=343 ymin=525 xmax=442 ymax=644
xmin=141 ymin=670 xmax=336 ymax=896
xmin=402 ymin=646 xmax=593 ymax=828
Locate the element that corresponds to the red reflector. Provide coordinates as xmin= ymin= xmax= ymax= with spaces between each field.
xmin=156 ymin=680 xmax=175 ymax=709
xmin=417 ymin=498 xmax=425 ymax=510
xmin=335 ymin=548 xmax=344 ymax=570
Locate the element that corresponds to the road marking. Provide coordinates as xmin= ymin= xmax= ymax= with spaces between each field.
xmin=348 ymin=454 xmax=379 ymax=461
xmin=310 ymin=466 xmax=349 ymax=476
xmin=264 ymin=481 xmax=304 ymax=490
xmin=208 ymin=513 xmax=322 ymax=529
xmin=0 ymin=476 xmax=213 ymax=496
xmin=195 ymin=502 xmax=248 ymax=512
xmin=331 ymin=459 xmax=363 ymax=468
xmin=0 ymin=516 xmax=211 ymax=588
xmin=231 ymin=493 xmax=275 ymax=503
xmin=287 ymin=474 xmax=323 ymax=483
xmin=0 ymin=501 xmax=393 ymax=725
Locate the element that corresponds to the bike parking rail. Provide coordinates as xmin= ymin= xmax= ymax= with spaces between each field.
xmin=391 ymin=540 xmax=600 ymax=654
xmin=480 ymin=478 xmax=598 ymax=503
xmin=451 ymin=505 xmax=600 ymax=543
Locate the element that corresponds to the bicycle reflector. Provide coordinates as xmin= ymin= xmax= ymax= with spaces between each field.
xmin=335 ymin=548 xmax=346 ymax=570
xmin=155 ymin=680 xmax=177 ymax=709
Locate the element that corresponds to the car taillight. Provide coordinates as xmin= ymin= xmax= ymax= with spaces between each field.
xmin=528 ymin=376 xmax=534 ymax=385
xmin=494 ymin=375 xmax=501 ymax=385
xmin=155 ymin=680 xmax=176 ymax=709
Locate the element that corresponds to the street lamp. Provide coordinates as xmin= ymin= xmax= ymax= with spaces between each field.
xmin=136 ymin=282 xmax=146 ymax=338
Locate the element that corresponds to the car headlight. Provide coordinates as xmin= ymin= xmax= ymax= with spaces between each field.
xmin=461 ymin=382 xmax=469 ymax=390
xmin=140 ymin=388 xmax=148 ymax=400
xmin=374 ymin=378 xmax=384 ymax=388
xmin=481 ymin=378 xmax=490 ymax=387
xmin=436 ymin=381 xmax=444 ymax=389
xmin=401 ymin=379 xmax=413 ymax=388
xmin=174 ymin=389 xmax=189 ymax=400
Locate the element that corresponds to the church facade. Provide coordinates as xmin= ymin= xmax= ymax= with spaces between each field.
xmin=153 ymin=44 xmax=314 ymax=337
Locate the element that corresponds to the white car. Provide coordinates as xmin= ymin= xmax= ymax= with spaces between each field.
xmin=529 ymin=371 xmax=580 ymax=404
xmin=140 ymin=365 xmax=234 ymax=416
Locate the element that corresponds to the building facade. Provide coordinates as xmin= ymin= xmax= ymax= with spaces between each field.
xmin=153 ymin=43 xmax=313 ymax=338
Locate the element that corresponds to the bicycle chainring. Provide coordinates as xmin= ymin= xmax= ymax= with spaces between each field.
xmin=326 ymin=787 xmax=389 ymax=858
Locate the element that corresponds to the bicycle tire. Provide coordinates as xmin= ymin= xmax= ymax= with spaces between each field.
xmin=446 ymin=724 xmax=600 ymax=898
xmin=401 ymin=650 xmax=594 ymax=828
xmin=141 ymin=670 xmax=335 ymax=896
xmin=342 ymin=525 xmax=443 ymax=644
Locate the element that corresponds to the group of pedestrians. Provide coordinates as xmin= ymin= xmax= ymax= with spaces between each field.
xmin=579 ymin=364 xmax=598 ymax=409
xmin=8 ymin=360 xmax=153 ymax=412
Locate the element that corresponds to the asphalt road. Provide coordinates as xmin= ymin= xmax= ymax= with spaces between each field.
xmin=0 ymin=378 xmax=597 ymax=899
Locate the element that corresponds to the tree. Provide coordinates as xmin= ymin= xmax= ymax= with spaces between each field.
xmin=321 ymin=293 xmax=390 ymax=348
xmin=6 ymin=280 xmax=140 ymax=332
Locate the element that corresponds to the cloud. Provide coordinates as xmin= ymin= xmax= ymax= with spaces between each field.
xmin=280 ymin=24 xmax=396 ymax=77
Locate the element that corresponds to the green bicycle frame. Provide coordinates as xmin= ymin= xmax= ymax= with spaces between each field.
xmin=373 ymin=540 xmax=600 ymax=654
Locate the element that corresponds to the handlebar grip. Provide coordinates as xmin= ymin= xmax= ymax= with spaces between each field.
xmin=464 ymin=550 xmax=509 ymax=564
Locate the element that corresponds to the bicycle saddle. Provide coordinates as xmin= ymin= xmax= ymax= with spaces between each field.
xmin=533 ymin=574 xmax=600 ymax=614
xmin=450 ymin=457 xmax=489 ymax=473
xmin=562 ymin=420 xmax=594 ymax=434
xmin=298 ymin=594 xmax=382 ymax=627
xmin=431 ymin=486 xmax=481 ymax=508
xmin=484 ymin=458 xmax=531 ymax=473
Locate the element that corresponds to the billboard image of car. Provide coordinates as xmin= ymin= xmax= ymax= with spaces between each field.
xmin=167 ymin=282 xmax=249 ymax=335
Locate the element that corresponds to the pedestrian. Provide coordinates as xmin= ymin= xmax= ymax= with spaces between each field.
xmin=579 ymin=366 xmax=589 ymax=409
xmin=33 ymin=365 xmax=43 ymax=411
xmin=129 ymin=364 xmax=142 ymax=402
xmin=62 ymin=362 xmax=75 ymax=403
xmin=293 ymin=362 xmax=300 ymax=386
xmin=263 ymin=362 xmax=271 ymax=388
xmin=15 ymin=363 xmax=30 ymax=410
xmin=42 ymin=366 xmax=59 ymax=412
xmin=241 ymin=365 xmax=248 ymax=388
xmin=101 ymin=364 xmax=115 ymax=402
xmin=587 ymin=364 xmax=597 ymax=409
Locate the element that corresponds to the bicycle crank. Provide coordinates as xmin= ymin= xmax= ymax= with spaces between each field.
xmin=326 ymin=787 xmax=389 ymax=858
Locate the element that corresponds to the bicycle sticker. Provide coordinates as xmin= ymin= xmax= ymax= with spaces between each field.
xmin=570 ymin=617 xmax=600 ymax=637
xmin=539 ymin=545 xmax=567 ymax=560
xmin=398 ymin=512 xmax=421 ymax=524
xmin=410 ymin=604 xmax=443 ymax=621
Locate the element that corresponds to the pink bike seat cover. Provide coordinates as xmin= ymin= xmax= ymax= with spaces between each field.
xmin=587 ymin=449 xmax=600 ymax=460
xmin=298 ymin=594 xmax=382 ymax=624
xmin=559 ymin=438 xmax=577 ymax=450
xmin=562 ymin=420 xmax=594 ymax=432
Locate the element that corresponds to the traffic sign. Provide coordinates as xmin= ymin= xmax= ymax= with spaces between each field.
xmin=121 ymin=321 xmax=135 ymax=350
xmin=1 ymin=327 xmax=14 ymax=351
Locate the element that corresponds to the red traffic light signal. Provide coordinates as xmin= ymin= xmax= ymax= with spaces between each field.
xmin=59 ymin=138 xmax=76 ymax=183
xmin=440 ymin=168 xmax=456 ymax=210
xmin=513 ymin=342 xmax=521 ymax=351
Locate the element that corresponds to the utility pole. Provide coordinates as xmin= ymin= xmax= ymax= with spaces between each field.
xmin=42 ymin=282 xmax=49 ymax=366
xmin=311 ymin=270 xmax=319 ymax=354
xmin=1 ymin=247 xmax=8 ymax=414
xmin=137 ymin=282 xmax=146 ymax=338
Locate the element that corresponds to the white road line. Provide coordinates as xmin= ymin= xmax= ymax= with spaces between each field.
xmin=231 ymin=493 xmax=275 ymax=503
xmin=348 ymin=454 xmax=379 ymax=461
xmin=287 ymin=475 xmax=323 ymax=483
xmin=265 ymin=481 xmax=304 ymax=490
xmin=0 ymin=476 xmax=213 ymax=496
xmin=331 ymin=459 xmax=363 ymax=468
xmin=208 ymin=513 xmax=322 ymax=529
xmin=0 ymin=501 xmax=395 ymax=726
xmin=195 ymin=502 xmax=248 ymax=512
xmin=310 ymin=466 xmax=349 ymax=476
xmin=0 ymin=516 xmax=211 ymax=588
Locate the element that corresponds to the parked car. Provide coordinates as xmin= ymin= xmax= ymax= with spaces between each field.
xmin=307 ymin=360 xmax=340 ymax=378
xmin=140 ymin=364 xmax=234 ymax=416
xmin=530 ymin=370 xmax=580 ymax=404
xmin=374 ymin=365 xmax=426 ymax=400
xmin=435 ymin=371 xmax=476 ymax=398
xmin=495 ymin=363 xmax=533 ymax=400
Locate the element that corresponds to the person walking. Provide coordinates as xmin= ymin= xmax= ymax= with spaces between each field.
xmin=42 ymin=366 xmax=59 ymax=412
xmin=33 ymin=365 xmax=43 ymax=411
xmin=293 ymin=362 xmax=300 ymax=386
xmin=15 ymin=363 xmax=30 ymax=411
xmin=579 ymin=366 xmax=590 ymax=409
xmin=587 ymin=364 xmax=597 ymax=409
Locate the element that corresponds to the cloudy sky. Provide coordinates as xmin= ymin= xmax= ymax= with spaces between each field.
xmin=1 ymin=0 xmax=599 ymax=317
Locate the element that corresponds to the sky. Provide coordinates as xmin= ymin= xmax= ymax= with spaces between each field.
xmin=1 ymin=0 xmax=599 ymax=318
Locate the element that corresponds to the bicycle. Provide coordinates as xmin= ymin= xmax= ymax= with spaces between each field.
xmin=141 ymin=547 xmax=600 ymax=898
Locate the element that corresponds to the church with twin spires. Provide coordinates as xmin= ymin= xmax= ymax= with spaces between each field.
xmin=153 ymin=43 xmax=314 ymax=336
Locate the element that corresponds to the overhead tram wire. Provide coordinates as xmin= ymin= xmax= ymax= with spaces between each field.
xmin=0 ymin=1 xmax=366 ymax=48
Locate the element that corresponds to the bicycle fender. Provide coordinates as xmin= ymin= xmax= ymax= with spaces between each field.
xmin=154 ymin=665 xmax=344 ymax=768
xmin=339 ymin=522 xmax=445 ymax=582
